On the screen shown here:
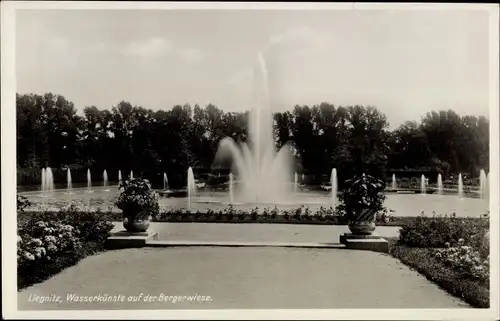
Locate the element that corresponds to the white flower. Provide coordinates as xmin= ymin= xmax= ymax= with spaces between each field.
xmin=33 ymin=247 xmax=46 ymax=258
xmin=31 ymin=238 xmax=42 ymax=246
xmin=24 ymin=251 xmax=35 ymax=261
xmin=35 ymin=221 xmax=47 ymax=228
xmin=38 ymin=247 xmax=46 ymax=256
xmin=44 ymin=235 xmax=57 ymax=243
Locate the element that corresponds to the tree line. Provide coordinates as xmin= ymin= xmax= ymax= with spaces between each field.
xmin=16 ymin=93 xmax=489 ymax=189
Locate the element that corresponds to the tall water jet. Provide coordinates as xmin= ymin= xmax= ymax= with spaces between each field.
xmin=479 ymin=169 xmax=487 ymax=200
xmin=294 ymin=172 xmax=298 ymax=193
xmin=45 ymin=167 xmax=54 ymax=193
xmin=130 ymin=171 xmax=134 ymax=180
xmin=118 ymin=170 xmax=122 ymax=182
xmin=301 ymin=173 xmax=305 ymax=183
xmin=41 ymin=168 xmax=46 ymax=195
xmin=87 ymin=169 xmax=93 ymax=193
xmin=163 ymin=173 xmax=169 ymax=190
xmin=103 ymin=170 xmax=109 ymax=191
xmin=66 ymin=168 xmax=73 ymax=194
xmin=187 ymin=167 xmax=196 ymax=209
xmin=486 ymin=172 xmax=490 ymax=200
xmin=229 ymin=173 xmax=234 ymax=204
xmin=212 ymin=52 xmax=294 ymax=203
xmin=458 ymin=173 xmax=464 ymax=199
xmin=437 ymin=174 xmax=443 ymax=195
xmin=420 ymin=174 xmax=426 ymax=195
xmin=331 ymin=168 xmax=338 ymax=207
xmin=392 ymin=174 xmax=397 ymax=190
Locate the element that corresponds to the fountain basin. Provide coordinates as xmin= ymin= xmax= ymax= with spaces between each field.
xmin=18 ymin=186 xmax=489 ymax=218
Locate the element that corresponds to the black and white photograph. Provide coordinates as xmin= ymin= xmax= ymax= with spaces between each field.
xmin=2 ymin=2 xmax=499 ymax=320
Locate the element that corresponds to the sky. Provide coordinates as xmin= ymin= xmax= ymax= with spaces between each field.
xmin=16 ymin=8 xmax=491 ymax=129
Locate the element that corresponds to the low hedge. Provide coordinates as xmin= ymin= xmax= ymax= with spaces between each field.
xmin=398 ymin=212 xmax=489 ymax=255
xmin=20 ymin=205 xmax=489 ymax=229
xmin=20 ymin=205 xmax=419 ymax=226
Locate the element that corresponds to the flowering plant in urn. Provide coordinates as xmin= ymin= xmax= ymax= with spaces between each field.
xmin=115 ymin=178 xmax=159 ymax=232
xmin=338 ymin=173 xmax=386 ymax=235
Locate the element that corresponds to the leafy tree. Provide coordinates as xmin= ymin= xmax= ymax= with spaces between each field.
xmin=16 ymin=92 xmax=490 ymax=189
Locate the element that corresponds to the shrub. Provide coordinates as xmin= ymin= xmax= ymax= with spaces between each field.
xmin=17 ymin=208 xmax=114 ymax=290
xmin=392 ymin=211 xmax=490 ymax=307
xmin=115 ymin=178 xmax=160 ymax=221
xmin=17 ymin=193 xmax=31 ymax=212
xmin=432 ymin=243 xmax=489 ymax=283
xmin=398 ymin=212 xmax=489 ymax=248
xmin=375 ymin=209 xmax=392 ymax=223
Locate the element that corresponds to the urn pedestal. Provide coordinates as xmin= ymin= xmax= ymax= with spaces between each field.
xmin=340 ymin=208 xmax=389 ymax=253
xmin=105 ymin=230 xmax=159 ymax=250
xmin=105 ymin=215 xmax=157 ymax=250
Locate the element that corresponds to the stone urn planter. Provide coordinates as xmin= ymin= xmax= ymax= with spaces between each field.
xmin=123 ymin=215 xmax=152 ymax=233
xmin=348 ymin=208 xmax=377 ymax=235
xmin=115 ymin=178 xmax=159 ymax=234
xmin=339 ymin=173 xmax=386 ymax=236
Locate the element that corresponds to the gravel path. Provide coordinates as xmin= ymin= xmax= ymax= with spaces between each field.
xmin=18 ymin=247 xmax=469 ymax=310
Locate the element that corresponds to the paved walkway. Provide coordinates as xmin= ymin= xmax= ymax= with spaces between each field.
xmin=18 ymin=223 xmax=468 ymax=310
xmin=18 ymin=247 xmax=468 ymax=310
xmin=111 ymin=222 xmax=401 ymax=243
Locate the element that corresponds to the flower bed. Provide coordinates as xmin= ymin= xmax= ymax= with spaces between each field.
xmin=390 ymin=212 xmax=490 ymax=308
xmin=17 ymin=203 xmax=114 ymax=290
xmin=20 ymin=204 xmax=410 ymax=226
xmin=20 ymin=204 xmax=489 ymax=228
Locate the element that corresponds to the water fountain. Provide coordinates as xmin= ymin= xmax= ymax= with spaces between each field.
xmin=87 ymin=169 xmax=93 ymax=193
xmin=229 ymin=173 xmax=234 ymax=204
xmin=187 ymin=167 xmax=196 ymax=209
xmin=301 ymin=173 xmax=305 ymax=183
xmin=392 ymin=174 xmax=397 ymax=190
xmin=163 ymin=173 xmax=169 ymax=191
xmin=46 ymin=168 xmax=54 ymax=193
xmin=66 ymin=168 xmax=73 ymax=194
xmin=38 ymin=167 xmax=54 ymax=206
xmin=331 ymin=168 xmax=338 ymax=207
xmin=479 ymin=169 xmax=487 ymax=200
xmin=486 ymin=172 xmax=490 ymax=200
xmin=420 ymin=174 xmax=426 ymax=195
xmin=130 ymin=171 xmax=134 ymax=180
xmin=458 ymin=173 xmax=464 ymax=199
xmin=213 ymin=52 xmax=294 ymax=203
xmin=103 ymin=170 xmax=109 ymax=191
xmin=118 ymin=170 xmax=122 ymax=182
xmin=437 ymin=174 xmax=443 ymax=196
xmin=294 ymin=172 xmax=298 ymax=193
xmin=39 ymin=167 xmax=54 ymax=198
xmin=40 ymin=168 xmax=46 ymax=196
